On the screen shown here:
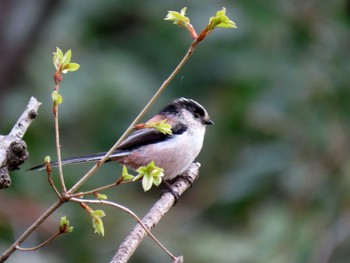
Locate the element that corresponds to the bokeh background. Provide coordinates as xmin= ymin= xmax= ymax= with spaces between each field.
xmin=1 ymin=0 xmax=350 ymax=262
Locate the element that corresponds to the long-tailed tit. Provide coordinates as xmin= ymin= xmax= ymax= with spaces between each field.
xmin=29 ymin=98 xmax=213 ymax=181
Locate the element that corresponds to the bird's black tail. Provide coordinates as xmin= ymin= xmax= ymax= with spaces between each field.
xmin=28 ymin=151 xmax=129 ymax=171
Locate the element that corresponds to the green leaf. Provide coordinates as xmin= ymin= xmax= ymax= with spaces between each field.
xmin=122 ymin=165 xmax=128 ymax=177
xmin=62 ymin=63 xmax=80 ymax=74
xmin=151 ymin=168 xmax=164 ymax=179
xmin=92 ymin=216 xmax=105 ymax=236
xmin=44 ymin=156 xmax=51 ymax=163
xmin=145 ymin=119 xmax=172 ymax=135
xmin=53 ymin=47 xmax=64 ymax=70
xmin=208 ymin=8 xmax=237 ymax=31
xmin=60 ymin=216 xmax=68 ymax=229
xmin=121 ymin=165 xmax=134 ymax=180
xmin=91 ymin=210 xmax=105 ymax=236
xmin=57 ymin=47 xmax=64 ymax=60
xmin=62 ymin=49 xmax=72 ymax=66
xmin=52 ymin=47 xmax=80 ymax=74
xmin=91 ymin=209 xmax=106 ymax=217
xmin=66 ymin=63 xmax=80 ymax=72
xmin=123 ymin=174 xmax=134 ymax=180
xmin=165 ymin=7 xmax=190 ymax=27
xmin=135 ymin=163 xmax=148 ymax=180
xmin=96 ymin=193 xmax=107 ymax=200
xmin=132 ymin=172 xmax=143 ymax=181
xmin=60 ymin=216 xmax=74 ymax=233
xmin=135 ymin=161 xmax=164 ymax=191
xmin=52 ymin=91 xmax=63 ymax=105
xmin=153 ymin=176 xmax=162 ymax=187
xmin=142 ymin=174 xmax=154 ymax=192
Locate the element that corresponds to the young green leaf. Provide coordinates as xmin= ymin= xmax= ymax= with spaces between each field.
xmin=53 ymin=47 xmax=64 ymax=70
xmin=59 ymin=216 xmax=74 ymax=233
xmin=91 ymin=210 xmax=106 ymax=236
xmin=142 ymin=173 xmax=154 ymax=192
xmin=96 ymin=193 xmax=108 ymax=200
xmin=208 ymin=8 xmax=237 ymax=31
xmin=62 ymin=49 xmax=72 ymax=66
xmin=44 ymin=156 xmax=51 ymax=163
xmin=59 ymin=216 xmax=68 ymax=229
xmin=152 ymin=167 xmax=164 ymax=185
xmin=165 ymin=7 xmax=190 ymax=28
xmin=135 ymin=161 xmax=164 ymax=191
xmin=62 ymin=63 xmax=80 ymax=73
xmin=145 ymin=119 xmax=172 ymax=135
xmin=91 ymin=209 xmax=105 ymax=217
xmin=122 ymin=166 xmax=135 ymax=181
xmin=52 ymin=91 xmax=63 ymax=105
xmin=92 ymin=216 xmax=105 ymax=236
xmin=52 ymin=47 xmax=80 ymax=74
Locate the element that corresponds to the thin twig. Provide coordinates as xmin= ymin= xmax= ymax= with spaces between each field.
xmin=55 ymin=111 xmax=66 ymax=192
xmin=70 ymin=181 xmax=129 ymax=198
xmin=70 ymin=176 xmax=134 ymax=198
xmin=52 ymin=69 xmax=67 ymax=194
xmin=53 ymin=81 xmax=67 ymax=193
xmin=15 ymin=231 xmax=61 ymax=251
xmin=48 ymin=171 xmax=61 ymax=198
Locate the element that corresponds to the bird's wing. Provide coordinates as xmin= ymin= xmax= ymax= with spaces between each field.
xmin=117 ymin=120 xmax=187 ymax=151
xmin=117 ymin=128 xmax=169 ymax=150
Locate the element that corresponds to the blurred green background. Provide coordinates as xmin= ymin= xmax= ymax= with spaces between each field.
xmin=1 ymin=0 xmax=350 ymax=262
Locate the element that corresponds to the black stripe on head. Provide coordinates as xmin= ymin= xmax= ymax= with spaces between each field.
xmin=160 ymin=98 xmax=207 ymax=119
xmin=160 ymin=101 xmax=181 ymax=115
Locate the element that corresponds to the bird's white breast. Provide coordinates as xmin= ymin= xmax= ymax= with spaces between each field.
xmin=136 ymin=126 xmax=205 ymax=180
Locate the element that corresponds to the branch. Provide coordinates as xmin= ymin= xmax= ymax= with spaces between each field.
xmin=110 ymin=162 xmax=201 ymax=263
xmin=0 ymin=97 xmax=41 ymax=189
xmin=15 ymin=230 xmax=61 ymax=251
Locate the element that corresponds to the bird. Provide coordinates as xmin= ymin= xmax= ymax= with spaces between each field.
xmin=29 ymin=98 xmax=213 ymax=181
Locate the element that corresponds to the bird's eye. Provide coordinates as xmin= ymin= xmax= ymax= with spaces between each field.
xmin=194 ymin=112 xmax=200 ymax=119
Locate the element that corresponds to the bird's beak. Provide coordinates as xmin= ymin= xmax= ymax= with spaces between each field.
xmin=204 ymin=118 xmax=214 ymax=125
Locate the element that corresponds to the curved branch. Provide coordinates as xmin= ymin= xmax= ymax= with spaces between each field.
xmin=110 ymin=162 xmax=200 ymax=263
xmin=15 ymin=230 xmax=61 ymax=251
